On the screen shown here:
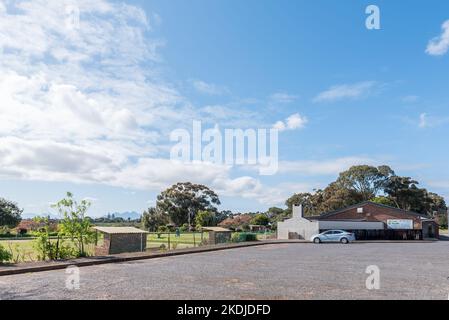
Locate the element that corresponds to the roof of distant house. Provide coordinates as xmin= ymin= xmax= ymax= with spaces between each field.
xmin=201 ymin=227 xmax=232 ymax=232
xmin=93 ymin=226 xmax=149 ymax=234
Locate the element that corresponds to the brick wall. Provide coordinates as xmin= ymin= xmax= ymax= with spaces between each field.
xmin=319 ymin=203 xmax=425 ymax=230
xmin=95 ymin=233 xmax=147 ymax=255
xmin=95 ymin=233 xmax=111 ymax=256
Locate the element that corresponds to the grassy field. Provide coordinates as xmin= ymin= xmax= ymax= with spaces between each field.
xmin=0 ymin=239 xmax=97 ymax=263
xmin=0 ymin=233 xmax=205 ymax=262
xmin=1 ymin=232 xmax=274 ymax=263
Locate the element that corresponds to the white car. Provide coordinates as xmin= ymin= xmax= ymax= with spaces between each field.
xmin=310 ymin=230 xmax=356 ymax=244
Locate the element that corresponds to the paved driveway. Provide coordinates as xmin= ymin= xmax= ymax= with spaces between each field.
xmin=0 ymin=242 xmax=448 ymax=300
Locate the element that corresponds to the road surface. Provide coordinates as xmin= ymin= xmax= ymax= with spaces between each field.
xmin=0 ymin=242 xmax=448 ymax=300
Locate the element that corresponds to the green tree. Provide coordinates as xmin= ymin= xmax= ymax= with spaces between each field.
xmin=52 ymin=192 xmax=95 ymax=257
xmin=0 ymin=198 xmax=22 ymax=228
xmin=336 ymin=165 xmax=394 ymax=201
xmin=285 ymin=192 xmax=322 ymax=217
xmin=195 ymin=210 xmax=216 ymax=229
xmin=216 ymin=210 xmax=232 ymax=224
xmin=370 ymin=196 xmax=397 ymax=207
xmin=142 ymin=207 xmax=168 ymax=232
xmin=382 ymin=176 xmax=447 ymax=214
xmin=156 ymin=182 xmax=221 ymax=227
xmin=251 ymin=214 xmax=270 ymax=226
xmin=438 ymin=213 xmax=448 ymax=229
xmin=283 ymin=165 xmax=446 ymax=217
xmin=266 ymin=207 xmax=285 ymax=218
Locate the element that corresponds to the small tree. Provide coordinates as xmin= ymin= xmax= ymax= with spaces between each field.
xmin=0 ymin=198 xmax=22 ymax=228
xmin=195 ymin=210 xmax=216 ymax=229
xmin=52 ymin=192 xmax=95 ymax=257
xmin=142 ymin=207 xmax=168 ymax=232
xmin=250 ymin=214 xmax=270 ymax=226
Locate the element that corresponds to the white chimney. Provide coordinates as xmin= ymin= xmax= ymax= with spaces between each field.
xmin=293 ymin=204 xmax=304 ymax=219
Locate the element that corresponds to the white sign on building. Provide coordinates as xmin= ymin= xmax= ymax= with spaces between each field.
xmin=387 ymin=219 xmax=413 ymax=230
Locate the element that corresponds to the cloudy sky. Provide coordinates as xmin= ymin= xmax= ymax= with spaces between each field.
xmin=1 ymin=0 xmax=449 ymax=217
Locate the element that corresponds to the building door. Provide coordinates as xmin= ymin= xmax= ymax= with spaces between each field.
xmin=427 ymin=225 xmax=434 ymax=238
xmin=422 ymin=221 xmax=436 ymax=239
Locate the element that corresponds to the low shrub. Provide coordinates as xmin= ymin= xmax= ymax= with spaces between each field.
xmin=231 ymin=232 xmax=240 ymax=243
xmin=0 ymin=244 xmax=12 ymax=264
xmin=231 ymin=233 xmax=258 ymax=243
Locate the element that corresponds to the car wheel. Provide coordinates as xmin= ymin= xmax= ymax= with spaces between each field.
xmin=340 ymin=237 xmax=349 ymax=244
xmin=313 ymin=237 xmax=321 ymax=244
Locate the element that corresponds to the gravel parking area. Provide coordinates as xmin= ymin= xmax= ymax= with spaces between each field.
xmin=0 ymin=242 xmax=448 ymax=300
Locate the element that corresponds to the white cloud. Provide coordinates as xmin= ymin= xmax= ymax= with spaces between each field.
xmin=401 ymin=95 xmax=419 ymax=103
xmin=419 ymin=113 xmax=429 ymax=128
xmin=313 ymin=81 xmax=377 ymax=102
xmin=426 ymin=20 xmax=449 ymax=56
xmin=0 ymin=0 xmax=277 ymax=204
xmin=273 ymin=113 xmax=307 ymax=131
xmin=192 ymin=80 xmax=229 ymax=95
xmin=269 ymin=92 xmax=298 ymax=104
xmin=418 ymin=113 xmax=449 ymax=128
xmin=0 ymin=135 xmax=284 ymax=202
xmin=277 ymin=157 xmax=380 ymax=175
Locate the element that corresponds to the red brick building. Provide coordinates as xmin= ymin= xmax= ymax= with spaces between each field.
xmin=311 ymin=202 xmax=439 ymax=240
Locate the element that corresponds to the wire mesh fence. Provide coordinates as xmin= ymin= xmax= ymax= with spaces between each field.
xmin=146 ymin=232 xmax=207 ymax=252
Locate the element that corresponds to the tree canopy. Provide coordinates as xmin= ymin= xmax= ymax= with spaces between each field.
xmin=286 ymin=165 xmax=446 ymax=217
xmin=195 ymin=210 xmax=216 ymax=228
xmin=0 ymin=198 xmax=22 ymax=228
xmin=156 ymin=182 xmax=221 ymax=227
xmin=142 ymin=207 xmax=169 ymax=232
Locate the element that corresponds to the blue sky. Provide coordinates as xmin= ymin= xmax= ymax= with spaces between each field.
xmin=0 ymin=0 xmax=448 ymax=217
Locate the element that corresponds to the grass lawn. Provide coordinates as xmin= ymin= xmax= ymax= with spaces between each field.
xmin=0 ymin=239 xmax=96 ymax=263
xmin=1 ymin=232 xmax=269 ymax=263
xmin=1 ymin=233 xmax=205 ymax=262
xmin=146 ymin=233 xmax=205 ymax=250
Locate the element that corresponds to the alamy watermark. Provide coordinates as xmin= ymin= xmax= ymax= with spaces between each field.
xmin=365 ymin=265 xmax=380 ymax=290
xmin=170 ymin=121 xmax=279 ymax=175
xmin=366 ymin=5 xmax=381 ymax=30
xmin=65 ymin=5 xmax=80 ymax=31
xmin=65 ymin=265 xmax=80 ymax=290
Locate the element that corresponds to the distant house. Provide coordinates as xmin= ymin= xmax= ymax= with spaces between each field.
xmin=277 ymin=201 xmax=439 ymax=241
xmin=218 ymin=214 xmax=252 ymax=231
xmin=15 ymin=219 xmax=58 ymax=234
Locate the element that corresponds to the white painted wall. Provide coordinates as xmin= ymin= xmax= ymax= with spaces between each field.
xmin=318 ymin=221 xmax=384 ymax=230
xmin=277 ymin=205 xmax=320 ymax=240
xmin=277 ymin=205 xmax=385 ymax=240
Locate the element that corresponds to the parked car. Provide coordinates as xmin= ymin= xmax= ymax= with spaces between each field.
xmin=310 ymin=230 xmax=356 ymax=244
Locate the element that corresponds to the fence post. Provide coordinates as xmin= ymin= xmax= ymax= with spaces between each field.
xmin=168 ymin=232 xmax=171 ymax=250
xmin=193 ymin=232 xmax=196 ymax=247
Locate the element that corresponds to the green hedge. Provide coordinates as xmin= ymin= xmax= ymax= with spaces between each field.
xmin=232 ymin=232 xmax=258 ymax=243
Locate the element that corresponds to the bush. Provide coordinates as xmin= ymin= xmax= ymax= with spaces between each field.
xmin=231 ymin=233 xmax=240 ymax=243
xmin=231 ymin=233 xmax=258 ymax=243
xmin=180 ymin=224 xmax=190 ymax=232
xmin=0 ymin=244 xmax=12 ymax=264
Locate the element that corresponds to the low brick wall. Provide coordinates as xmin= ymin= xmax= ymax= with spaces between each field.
xmin=95 ymin=233 xmax=147 ymax=255
xmin=109 ymin=233 xmax=147 ymax=254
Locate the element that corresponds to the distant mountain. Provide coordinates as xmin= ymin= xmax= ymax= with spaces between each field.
xmin=21 ymin=213 xmax=60 ymax=220
xmin=21 ymin=211 xmax=142 ymax=221
xmin=105 ymin=211 xmax=141 ymax=220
